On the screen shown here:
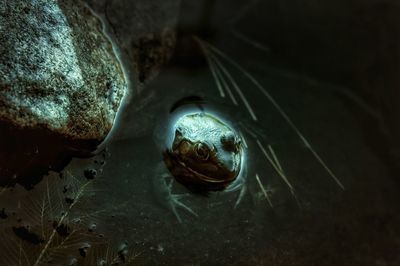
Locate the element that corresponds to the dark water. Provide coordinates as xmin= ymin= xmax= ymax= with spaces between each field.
xmin=1 ymin=0 xmax=399 ymax=265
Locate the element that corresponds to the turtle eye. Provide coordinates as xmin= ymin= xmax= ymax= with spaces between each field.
xmin=221 ymin=131 xmax=237 ymax=152
xmin=194 ymin=142 xmax=209 ymax=160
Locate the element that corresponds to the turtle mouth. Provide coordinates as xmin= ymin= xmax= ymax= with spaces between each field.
xmin=177 ymin=160 xmax=238 ymax=185
xmin=163 ymin=148 xmax=241 ymax=192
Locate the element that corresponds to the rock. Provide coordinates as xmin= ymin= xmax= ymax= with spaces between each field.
xmin=0 ymin=0 xmax=127 ymax=187
xmin=0 ymin=0 xmax=127 ymax=141
xmin=85 ymin=0 xmax=180 ymax=83
xmin=84 ymin=168 xmax=97 ymax=180
xmin=88 ymin=222 xmax=97 ymax=232
xmin=78 ymin=243 xmax=91 ymax=258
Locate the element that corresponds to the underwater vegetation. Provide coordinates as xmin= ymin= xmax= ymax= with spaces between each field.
xmin=0 ymin=151 xmax=140 ymax=265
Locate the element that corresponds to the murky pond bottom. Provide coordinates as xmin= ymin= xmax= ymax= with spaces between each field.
xmin=2 ymin=47 xmax=398 ymax=265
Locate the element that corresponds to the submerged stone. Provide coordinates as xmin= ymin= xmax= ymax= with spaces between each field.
xmin=0 ymin=0 xmax=127 ymax=187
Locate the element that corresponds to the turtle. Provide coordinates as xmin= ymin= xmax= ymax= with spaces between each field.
xmin=153 ymin=108 xmax=248 ymax=222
